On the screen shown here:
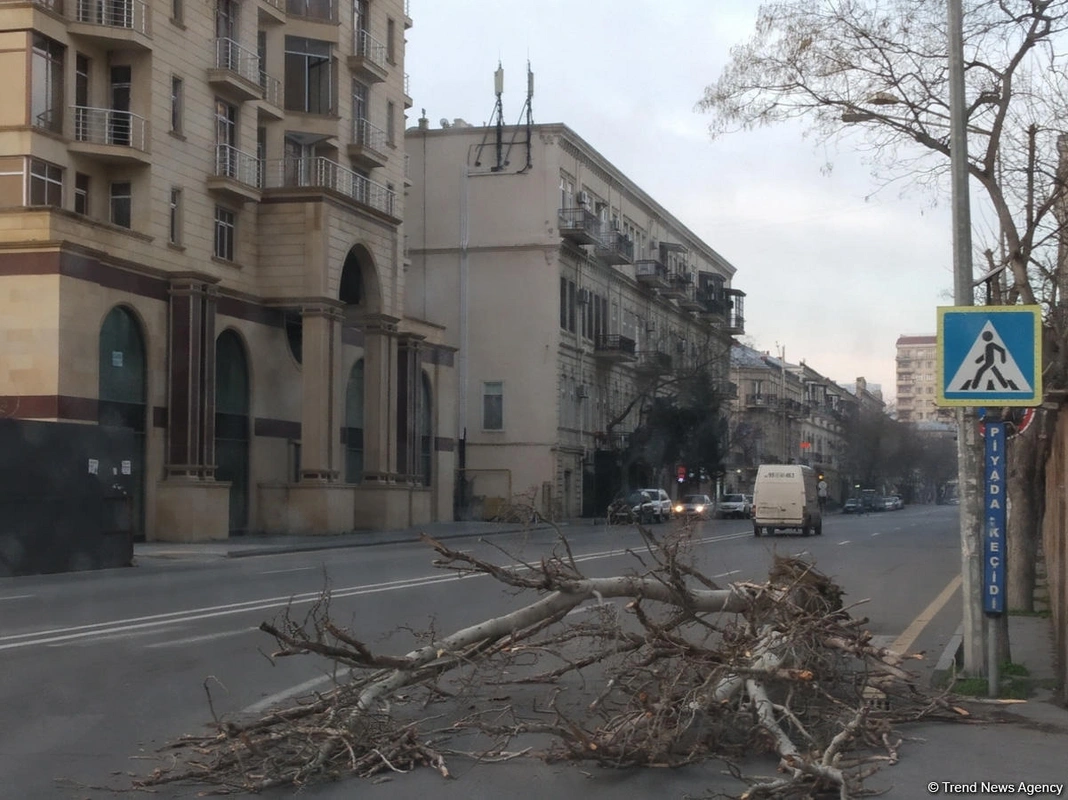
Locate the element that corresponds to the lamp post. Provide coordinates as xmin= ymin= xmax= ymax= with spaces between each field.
xmin=948 ymin=0 xmax=985 ymax=677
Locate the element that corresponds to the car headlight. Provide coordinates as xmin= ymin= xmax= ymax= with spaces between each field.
xmin=674 ymin=504 xmax=684 ymax=513
xmin=695 ymin=505 xmax=704 ymax=513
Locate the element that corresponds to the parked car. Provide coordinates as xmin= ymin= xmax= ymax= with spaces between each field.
xmin=883 ymin=495 xmax=903 ymax=511
xmin=842 ymin=498 xmax=861 ymax=514
xmin=639 ymin=488 xmax=673 ymax=522
xmin=674 ymin=494 xmax=713 ymax=520
xmin=717 ymin=493 xmax=752 ymax=519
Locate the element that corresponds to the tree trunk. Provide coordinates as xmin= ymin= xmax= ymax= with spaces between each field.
xmin=1007 ymin=411 xmax=1052 ymax=611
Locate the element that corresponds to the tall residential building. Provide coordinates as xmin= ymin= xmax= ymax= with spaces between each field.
xmin=406 ymin=118 xmax=743 ymax=520
xmin=895 ymin=334 xmax=952 ymax=423
xmin=0 ymin=0 xmax=455 ymax=541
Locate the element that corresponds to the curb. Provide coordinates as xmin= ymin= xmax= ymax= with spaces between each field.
xmin=931 ymin=623 xmax=964 ymax=689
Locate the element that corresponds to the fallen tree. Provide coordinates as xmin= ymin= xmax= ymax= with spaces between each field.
xmin=134 ymin=525 xmax=976 ymax=798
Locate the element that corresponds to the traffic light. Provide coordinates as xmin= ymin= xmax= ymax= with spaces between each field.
xmin=818 ymin=473 xmax=824 ymax=481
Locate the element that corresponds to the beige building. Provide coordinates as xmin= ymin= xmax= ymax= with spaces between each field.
xmin=895 ymin=334 xmax=952 ymax=423
xmin=405 ymin=118 xmax=743 ymax=519
xmin=0 ymin=0 xmax=456 ymax=541
xmin=727 ymin=344 xmax=855 ymax=500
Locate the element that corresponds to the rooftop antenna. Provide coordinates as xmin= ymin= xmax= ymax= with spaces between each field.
xmin=473 ymin=61 xmax=536 ymax=172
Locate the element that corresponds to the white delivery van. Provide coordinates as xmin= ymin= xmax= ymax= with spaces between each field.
xmin=752 ymin=464 xmax=822 ymax=537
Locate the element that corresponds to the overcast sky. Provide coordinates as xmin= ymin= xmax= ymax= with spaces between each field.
xmin=406 ymin=1 xmax=964 ymax=405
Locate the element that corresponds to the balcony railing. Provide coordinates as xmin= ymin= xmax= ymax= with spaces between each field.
xmin=75 ymin=0 xmax=149 ymax=35
xmin=214 ymin=37 xmax=261 ymax=85
xmin=354 ymin=28 xmax=387 ymax=70
xmin=263 ymin=156 xmax=396 ymax=217
xmin=635 ymin=259 xmax=669 ymax=288
xmin=558 ymin=206 xmax=600 ymax=245
xmin=352 ymin=117 xmax=387 ymax=152
xmin=285 ymin=0 xmax=336 ymax=22
xmin=259 ymin=69 xmax=282 ymax=108
xmin=725 ymin=288 xmax=745 ymax=335
xmin=745 ymin=393 xmax=780 ymax=408
xmin=214 ymin=144 xmax=262 ymax=187
xmin=594 ymin=334 xmax=636 ymax=359
xmin=4 ymin=0 xmax=63 ymax=10
xmin=637 ymin=350 xmax=672 ymax=372
xmin=72 ymin=105 xmax=147 ymax=150
xmin=596 ymin=228 xmax=634 ymax=265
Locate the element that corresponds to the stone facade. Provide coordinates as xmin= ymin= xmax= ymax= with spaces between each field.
xmin=0 ymin=0 xmax=455 ymax=541
xmin=405 ymin=118 xmax=742 ymax=519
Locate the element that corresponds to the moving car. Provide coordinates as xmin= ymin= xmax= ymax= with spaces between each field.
xmin=639 ymin=488 xmax=673 ymax=522
xmin=752 ymin=464 xmax=822 ymax=536
xmin=674 ymin=494 xmax=713 ymax=520
xmin=607 ymin=490 xmax=656 ymax=525
xmin=842 ymin=498 xmax=861 ymax=514
xmin=717 ymin=493 xmax=752 ymax=519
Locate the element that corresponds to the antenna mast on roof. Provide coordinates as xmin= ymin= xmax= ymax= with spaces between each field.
xmin=473 ymin=61 xmax=536 ymax=172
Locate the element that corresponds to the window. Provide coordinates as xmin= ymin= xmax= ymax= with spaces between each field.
xmin=170 ymin=76 xmax=183 ymax=133
xmin=286 ymin=0 xmax=335 ymax=20
xmin=214 ymin=206 xmax=235 ymax=261
xmin=483 ymin=382 xmax=503 ymax=430
xmin=110 ymin=181 xmax=131 ymax=227
xmin=29 ymin=159 xmax=63 ymax=206
xmin=284 ymin=36 xmax=334 ymax=114
xmin=31 ymin=34 xmax=64 ymax=133
xmin=74 ymin=173 xmax=89 ymax=215
xmin=171 ymin=0 xmax=183 ymax=23
xmin=75 ymin=54 xmax=89 ymax=140
xmin=560 ymin=277 xmax=568 ymax=330
xmin=567 ymin=280 xmax=576 ymax=333
xmin=386 ymin=100 xmax=396 ymax=144
xmin=169 ymin=188 xmax=182 ymax=245
xmin=386 ymin=18 xmax=396 ymax=62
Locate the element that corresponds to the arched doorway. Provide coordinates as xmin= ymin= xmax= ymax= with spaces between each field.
xmin=419 ymin=372 xmax=432 ymax=486
xmin=98 ymin=305 xmax=147 ymax=540
xmin=215 ymin=330 xmax=250 ymax=535
xmin=344 ymin=359 xmax=364 ymax=483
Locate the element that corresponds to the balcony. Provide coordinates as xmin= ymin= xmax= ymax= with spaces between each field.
xmin=558 ymin=207 xmax=600 ymax=245
xmin=634 ymin=259 xmax=668 ymax=289
xmin=595 ymin=228 xmax=633 ymax=265
xmin=347 ymin=117 xmax=388 ymax=169
xmin=208 ymin=38 xmax=263 ymax=101
xmin=70 ymin=0 xmax=151 ymax=49
xmin=593 ymin=334 xmax=636 ymax=362
xmin=662 ymin=270 xmax=692 ymax=301
xmin=403 ymin=0 xmax=411 ymax=28
xmin=285 ymin=0 xmax=337 ymax=22
xmin=258 ymin=0 xmax=285 ymax=24
xmin=403 ymin=73 xmax=413 ymax=109
xmin=697 ymin=291 xmax=728 ymax=320
xmin=725 ymin=288 xmax=746 ymax=335
xmin=69 ymin=106 xmax=150 ymax=165
xmin=636 ymin=350 xmax=672 ymax=374
xmin=207 ymin=144 xmax=263 ymax=203
xmin=262 ymin=156 xmax=398 ymax=219
xmin=348 ymin=28 xmax=387 ymax=83
xmin=257 ymin=69 xmax=284 ymax=119
xmin=745 ymin=393 xmax=779 ymax=409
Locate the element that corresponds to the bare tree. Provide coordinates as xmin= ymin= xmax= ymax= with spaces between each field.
xmin=697 ymin=0 xmax=1068 ymax=610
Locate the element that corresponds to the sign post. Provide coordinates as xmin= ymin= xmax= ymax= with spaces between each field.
xmin=937 ymin=304 xmax=1041 ymax=687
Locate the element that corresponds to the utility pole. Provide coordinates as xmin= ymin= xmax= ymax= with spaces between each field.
xmin=948 ymin=0 xmax=985 ymax=674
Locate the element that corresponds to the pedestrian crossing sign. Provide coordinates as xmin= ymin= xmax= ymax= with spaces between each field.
xmin=937 ymin=305 xmax=1042 ymax=407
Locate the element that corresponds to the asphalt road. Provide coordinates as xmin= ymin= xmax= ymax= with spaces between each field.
xmin=3 ymin=504 xmax=1054 ymax=799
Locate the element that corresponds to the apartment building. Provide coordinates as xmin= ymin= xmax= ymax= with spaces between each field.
xmin=405 ymin=118 xmax=743 ymax=519
xmin=895 ymin=334 xmax=953 ymax=424
xmin=0 ymin=0 xmax=456 ymax=541
xmin=727 ymin=344 xmax=855 ymax=500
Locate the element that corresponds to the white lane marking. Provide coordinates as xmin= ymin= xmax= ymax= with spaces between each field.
xmin=0 ymin=594 xmax=35 ymax=602
xmin=3 ymin=530 xmax=754 ymax=652
xmin=245 ymin=670 xmax=351 ymax=714
xmin=49 ymin=629 xmax=174 ymax=647
xmin=837 ymin=540 xmax=852 ymax=546
xmin=259 ymin=566 xmax=319 ymax=575
xmin=144 ymin=628 xmax=258 ymax=649
xmin=871 ymin=532 xmax=882 ymax=537
xmin=713 ymin=570 xmax=741 ymax=578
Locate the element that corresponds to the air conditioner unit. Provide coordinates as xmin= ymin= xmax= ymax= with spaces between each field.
xmin=578 ymin=191 xmax=591 ymax=207
xmin=576 ymin=384 xmax=589 ymax=399
xmin=578 ymin=288 xmax=592 ymax=305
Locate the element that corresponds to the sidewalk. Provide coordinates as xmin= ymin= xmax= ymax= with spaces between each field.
xmin=133 ymin=518 xmax=578 ymax=562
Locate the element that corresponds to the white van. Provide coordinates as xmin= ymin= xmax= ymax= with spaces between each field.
xmin=752 ymin=464 xmax=822 ymax=536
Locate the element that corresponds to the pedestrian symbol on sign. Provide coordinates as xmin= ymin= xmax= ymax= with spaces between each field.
xmin=947 ymin=321 xmax=1031 ymax=395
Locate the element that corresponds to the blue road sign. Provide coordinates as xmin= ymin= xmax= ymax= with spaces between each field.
xmin=983 ymin=421 xmax=1006 ymax=615
xmin=937 ymin=305 xmax=1042 ymax=407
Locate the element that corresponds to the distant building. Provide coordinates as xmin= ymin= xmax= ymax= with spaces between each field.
xmin=896 ymin=334 xmax=954 ymax=424
xmin=406 ymin=118 xmax=743 ymax=519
